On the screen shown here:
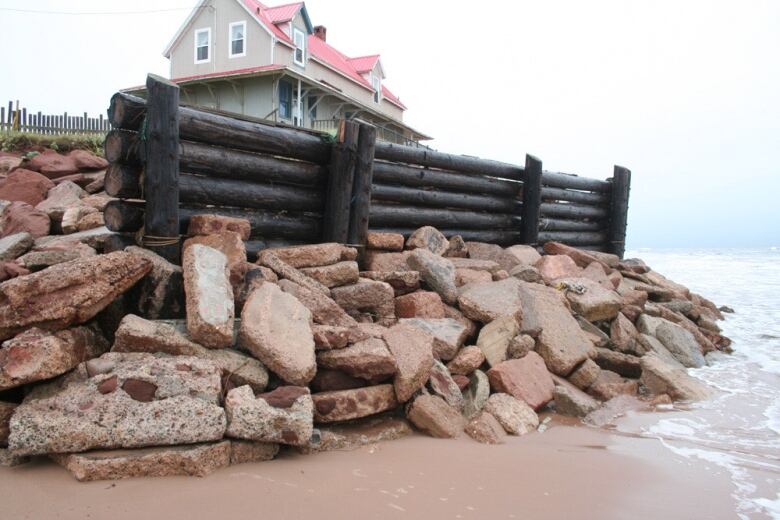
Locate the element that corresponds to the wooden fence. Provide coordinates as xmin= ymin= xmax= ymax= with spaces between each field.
xmin=102 ymin=75 xmax=631 ymax=263
xmin=1 ymin=101 xmax=111 ymax=135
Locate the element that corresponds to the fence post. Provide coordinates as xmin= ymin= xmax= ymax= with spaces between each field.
xmin=347 ymin=123 xmax=377 ymax=252
xmin=322 ymin=119 xmax=360 ymax=243
xmin=521 ymin=154 xmax=543 ymax=245
xmin=608 ymin=165 xmax=631 ymax=258
xmin=142 ymin=74 xmax=181 ymax=263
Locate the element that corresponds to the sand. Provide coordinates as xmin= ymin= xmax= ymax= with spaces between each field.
xmin=0 ymin=415 xmax=739 ymax=520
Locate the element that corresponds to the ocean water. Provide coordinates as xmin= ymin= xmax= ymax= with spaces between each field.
xmin=620 ymin=248 xmax=780 ymax=519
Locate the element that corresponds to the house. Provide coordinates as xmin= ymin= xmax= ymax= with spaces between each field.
xmin=146 ymin=0 xmax=430 ymax=145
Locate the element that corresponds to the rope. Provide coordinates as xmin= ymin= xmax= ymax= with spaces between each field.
xmin=140 ymin=234 xmax=181 ymax=247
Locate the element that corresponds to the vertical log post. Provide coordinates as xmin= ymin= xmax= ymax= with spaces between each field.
xmin=322 ymin=120 xmax=360 ymax=243
xmin=608 ymin=165 xmax=631 ymax=258
xmin=142 ymin=74 xmax=181 ymax=263
xmin=521 ymin=154 xmax=543 ymax=245
xmin=347 ymin=123 xmax=377 ymax=251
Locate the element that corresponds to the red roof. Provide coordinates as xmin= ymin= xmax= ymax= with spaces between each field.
xmin=171 ymin=64 xmax=285 ymax=84
xmin=347 ymin=55 xmax=380 ymax=73
xmin=264 ymin=2 xmax=304 ymax=23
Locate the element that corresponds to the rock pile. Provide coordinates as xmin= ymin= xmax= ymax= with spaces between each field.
xmin=0 ymin=213 xmax=731 ymax=479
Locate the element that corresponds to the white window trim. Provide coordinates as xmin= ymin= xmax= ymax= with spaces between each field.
xmin=228 ymin=21 xmax=246 ymax=58
xmin=194 ymin=27 xmax=211 ymax=64
xmin=372 ymin=74 xmax=381 ymax=104
xmin=293 ymin=28 xmax=306 ymax=67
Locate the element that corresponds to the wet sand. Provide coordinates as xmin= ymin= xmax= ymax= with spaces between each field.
xmin=0 ymin=416 xmax=739 ymax=520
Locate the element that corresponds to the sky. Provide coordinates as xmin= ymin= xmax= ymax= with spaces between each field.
xmin=1 ymin=0 xmax=778 ymax=249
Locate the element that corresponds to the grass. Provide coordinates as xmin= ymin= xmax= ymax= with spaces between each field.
xmin=0 ymin=131 xmax=104 ymax=156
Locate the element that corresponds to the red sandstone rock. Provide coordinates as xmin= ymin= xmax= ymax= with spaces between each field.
xmin=383 ymin=322 xmax=435 ymax=402
xmin=0 ymin=201 xmax=50 ymax=238
xmin=487 ymin=352 xmax=555 ymax=410
xmin=465 ymin=411 xmax=506 ymax=444
xmin=0 ymin=169 xmax=54 ymax=206
xmin=446 ymin=345 xmax=485 ymax=376
xmin=366 ymin=231 xmax=404 ymax=252
xmin=312 ymin=384 xmax=399 ymax=423
xmin=394 ymin=291 xmax=445 ymax=319
xmin=406 ymin=394 xmax=465 ymax=438
xmin=182 ymin=244 xmax=235 ymax=349
xmin=364 ymin=251 xmax=411 ymax=272
xmin=406 ymin=226 xmax=448 ymax=255
xmin=25 ymin=150 xmax=78 ymax=178
xmin=186 ymin=214 xmax=251 ymax=240
xmin=316 ymin=337 xmax=397 ymax=383
xmin=67 ymin=149 xmax=108 ymax=171
xmin=535 ymin=254 xmax=582 ymax=284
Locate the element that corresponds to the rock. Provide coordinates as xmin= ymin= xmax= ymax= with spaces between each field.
xmin=516 ymin=281 xmax=592 ymax=376
xmin=507 ymin=334 xmax=535 ymax=359
xmin=8 ymin=352 xmax=225 ymax=455
xmin=553 ymin=384 xmax=601 ymax=417
xmin=446 ymin=345 xmax=485 ymax=376
xmin=640 ymin=353 xmax=713 ymax=401
xmin=331 ymin=279 xmax=395 ymax=325
xmin=0 ymin=155 xmax=22 ymax=174
xmin=443 ymin=305 xmax=478 ymax=339
xmin=1 ymin=401 xmax=16 ymax=446
xmin=543 ymin=242 xmax=618 ymax=269
xmin=182 ymin=244 xmax=234 ymax=349
xmin=492 ymin=269 xmax=510 ymax=281
xmin=81 ymin=193 xmax=112 ymax=211
xmin=15 ymin=249 xmax=81 ymax=271
xmin=406 ymin=226 xmax=448 ymax=255
xmin=457 ymin=278 xmax=524 ymax=323
xmin=505 ymin=244 xmax=542 ymax=266
xmin=0 ymin=251 xmax=151 ymax=340
xmin=0 ymin=262 xmax=29 ymax=282
xmin=266 ymin=243 xmax=350 ymax=269
xmin=406 ymin=248 xmax=458 ymax=305
xmin=125 ymin=246 xmax=184 ymax=319
xmin=51 ymin=441 xmax=230 ymax=481
xmin=234 ymin=264 xmax=277 ymax=312
xmin=444 ymin=235 xmax=469 ymax=258
xmin=229 ymin=440 xmax=279 ymax=465
xmin=594 ymin=347 xmax=642 ymax=378
xmin=394 ymin=291 xmax=445 ymax=319
xmin=462 ymin=369 xmax=490 ymax=419
xmin=238 ymin=283 xmax=315 ymax=386
xmin=398 ymin=318 xmax=468 ymax=360
xmin=0 ymin=448 xmax=28 ymax=466
xmin=187 ymin=214 xmax=251 ymax=240
xmin=452 ymin=374 xmax=469 ymax=390
xmin=427 ymin=359 xmax=465 ymax=410
xmin=637 ymin=334 xmax=684 ymax=368
xmin=278 ymin=279 xmax=357 ymax=328
xmin=611 ymin=312 xmax=640 ymax=353
xmin=366 ymin=231 xmax=405 ymax=252
xmin=455 ymin=268 xmax=493 ymax=287
xmin=25 ymin=150 xmax=78 ymax=178
xmin=35 ymin=181 xmax=85 ymax=222
xmin=75 ymin=211 xmax=104 ymax=232
xmin=484 ymin=393 xmax=539 ymax=435
xmin=0 ymin=201 xmax=50 ymax=238
xmin=487 ymin=352 xmax=555 ymax=410
xmin=465 ymin=411 xmax=506 ymax=444
xmin=297 ymin=416 xmax=412 ymax=454
xmin=535 ymin=255 xmax=582 ymax=284
xmin=0 ymin=169 xmax=55 ymax=206
xmin=311 ymin=324 xmax=368 ymax=350
xmin=33 ymin=225 xmax=114 ymax=250
xmin=300 ymin=261 xmax=359 ymax=288
xmin=465 ymin=242 xmax=519 ymax=272
xmin=60 ymin=205 xmax=97 ymax=234
xmin=312 ymin=384 xmax=399 ymax=423
xmin=67 ymin=149 xmax=108 ymax=171
xmin=316 ymin=337 xmax=396 ymax=383
xmin=0 ymin=232 xmax=33 ymax=261
xmin=587 ymin=370 xmax=638 ymax=401
xmin=555 ymin=277 xmax=622 ymax=322
xmin=310 ymin=369 xmax=367 ymax=392
xmin=257 ymin=250 xmax=331 ymax=295
xmin=359 ymin=270 xmax=420 ymax=296
xmin=476 ymin=314 xmax=521 ymax=367
xmin=364 ymin=251 xmax=411 ymax=272
xmin=383 ymin=323 xmax=434 ymax=402
xmin=224 ymin=385 xmax=313 ymax=445
xmin=581 ymin=261 xmax=614 ymax=289
xmin=112 ymin=314 xmax=268 ymax=392
xmin=184 ymin=232 xmax=247 ymax=295
xmin=568 ymin=358 xmax=601 ymax=390
xmin=509 ymin=264 xmax=542 ymax=283
xmin=407 ymin=394 xmax=465 ymax=438
xmin=449 ymin=257 xmax=503 ymax=275
xmin=0 ymin=326 xmax=108 ymax=391
xmin=655 ymin=322 xmax=706 ymax=368
xmin=636 ymin=314 xmax=665 ymax=336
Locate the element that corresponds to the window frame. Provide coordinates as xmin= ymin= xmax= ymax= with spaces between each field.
xmin=228 ymin=21 xmax=247 ymax=59
xmin=279 ymin=80 xmax=293 ymax=120
xmin=293 ymin=28 xmax=306 ymax=67
xmin=194 ymin=27 xmax=211 ymax=64
xmin=372 ymin=74 xmax=381 ymax=104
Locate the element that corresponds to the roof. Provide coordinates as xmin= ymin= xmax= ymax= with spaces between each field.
xmin=347 ymin=55 xmax=380 ymax=74
xmin=264 ymin=2 xmax=303 ymax=23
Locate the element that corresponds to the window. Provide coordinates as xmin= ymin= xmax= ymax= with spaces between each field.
xmin=229 ymin=21 xmax=246 ymax=58
xmin=194 ymin=28 xmax=211 ymax=64
xmin=372 ymin=75 xmax=381 ymax=104
xmin=279 ymin=80 xmax=292 ymax=119
xmin=308 ymin=95 xmax=317 ymax=120
xmin=293 ymin=28 xmax=306 ymax=66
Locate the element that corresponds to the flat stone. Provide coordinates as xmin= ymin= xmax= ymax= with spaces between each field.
xmin=587 ymin=369 xmax=639 ymax=401
xmin=543 ymin=241 xmax=617 ymax=269
xmin=238 ymin=283 xmax=315 ymax=386
xmin=515 ymin=281 xmax=592 ymax=376
xmin=312 ymin=384 xmax=399 ymax=423
xmin=229 ymin=440 xmax=279 ymax=465
xmin=463 ymin=369 xmax=490 ymax=419
xmin=300 ymin=261 xmax=359 ymax=288
xmin=465 ymin=411 xmax=506 ymax=444
xmin=446 ymin=345 xmax=485 ymax=376
xmin=225 ymin=385 xmax=313 ymax=445
xmin=297 ymin=416 xmax=412 ymax=454
xmin=184 ymin=232 xmax=247 ymax=296
xmin=0 ymin=201 xmax=51 ymax=239
xmin=316 ymin=337 xmax=397 ymax=383
xmin=568 ymin=358 xmax=601 ymax=390
xmin=484 ymin=393 xmax=539 ymax=435
xmin=477 ymin=314 xmax=521 ymax=367
xmin=555 ymin=277 xmax=622 ymax=322
xmin=51 ymin=441 xmax=231 ymax=481
xmin=364 ymin=251 xmax=411 ymax=272
xmin=397 ymin=318 xmax=467 ymax=361
xmin=257 ymin=250 xmax=331 ymax=295
xmin=655 ymin=321 xmax=706 ymax=368
xmin=505 ymin=244 xmax=542 ymax=266
xmin=366 ymin=231 xmax=405 ymax=252
xmin=554 ymin=384 xmax=601 ymax=417
xmin=266 ymin=243 xmax=349 ymax=269
xmin=455 ymin=268 xmax=493 ymax=287
xmin=427 ymin=359 xmax=465 ymax=411
xmin=0 ymin=251 xmax=151 ymax=340
xmin=331 ymin=279 xmax=396 ymax=325
xmin=359 ymin=270 xmax=420 ymax=296
xmin=406 ymin=226 xmax=448 ymax=255
xmin=8 ymin=352 xmax=225 ymax=455
xmin=594 ymin=347 xmax=642 ymax=378
xmin=640 ymin=353 xmax=713 ymax=401
xmin=509 ymin=264 xmax=541 ymax=283
xmin=183 ymin=244 xmax=234 ymax=348
xmin=457 ymin=278 xmax=524 ymax=324
xmin=278 ymin=279 xmax=358 ymax=328
xmin=407 ymin=248 xmax=458 ymax=305
xmin=407 ymin=394 xmax=465 ymax=438
xmin=187 ymin=214 xmax=251 ymax=240
xmin=0 ymin=232 xmax=33 ymax=261
xmin=1 ymin=401 xmax=15 ymax=445
xmin=444 ymin=235 xmax=469 ymax=258
xmin=33 ymin=225 xmax=114 ymax=250
xmin=394 ymin=291 xmax=445 ymax=319
xmin=465 ymin=242 xmax=520 ymax=272
xmin=383 ymin=323 xmax=434 ymax=402
xmin=535 ymin=254 xmax=582 ymax=284
xmin=487 ymin=352 xmax=555 ymax=410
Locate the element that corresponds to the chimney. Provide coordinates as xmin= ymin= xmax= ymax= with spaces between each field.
xmin=314 ymin=25 xmax=327 ymax=42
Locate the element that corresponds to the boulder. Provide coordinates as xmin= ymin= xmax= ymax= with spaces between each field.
xmin=238 ymin=283 xmax=315 ymax=386
xmin=637 ymin=334 xmax=684 ymax=368
xmin=487 ymin=353 xmax=555 ymax=410
xmin=364 ymin=251 xmax=411 ymax=272
xmin=507 ymin=334 xmax=535 ymax=359
xmin=182 ymin=244 xmax=234 ymax=349
xmin=427 ymin=359 xmax=465 ymax=411
xmin=455 ymin=268 xmax=493 ymax=287
xmin=25 ymin=150 xmax=78 ymax=178
xmin=229 ymin=440 xmax=280 ymax=465
xmin=366 ymin=231 xmax=405 ymax=252
xmin=60 ymin=205 xmax=97 ymax=234
xmin=465 ymin=411 xmax=506 ymax=444
xmin=310 ymin=369 xmax=367 ymax=392
xmin=406 ymin=249 xmax=458 ymax=305
xmin=8 ymin=352 xmax=226 ymax=455
xmin=640 ymin=353 xmax=713 ymax=401
xmin=636 ymin=314 xmax=665 ymax=336
xmin=611 ymin=312 xmax=640 ymax=353
xmin=543 ymin=242 xmax=618 ymax=269
xmin=568 ymin=358 xmax=601 ymax=390
xmin=406 ymin=394 xmax=465 ymax=438
xmin=125 ymin=246 xmax=184 ymax=319
xmin=465 ymin=242 xmax=519 ymax=271
xmin=0 ymin=251 xmax=151 ymax=340
xmin=75 ymin=211 xmax=104 ymax=232
xmin=266 ymin=243 xmax=350 ymax=269
xmin=397 ymin=317 xmax=467 ymax=360
xmin=655 ymin=322 xmax=706 ymax=368
xmin=184 ymin=231 xmax=247 ymax=295
xmin=1 ymin=401 xmax=16 ymax=446
xmin=449 ymin=257 xmax=503 ymax=275
xmin=359 ymin=270 xmax=420 ymax=296
xmin=187 ymin=214 xmax=251 ymax=240
xmin=587 ymin=370 xmax=639 ymax=401
xmin=555 ymin=277 xmax=622 ymax=322
xmin=0 ymin=262 xmax=29 ymax=282
xmin=312 ymin=384 xmax=399 ymax=423
xmin=477 ymin=314 xmax=521 ymax=367
xmin=298 ymin=416 xmax=412 ymax=454
xmin=225 ymin=385 xmax=313 ymax=445
xmin=463 ymin=369 xmax=490 ymax=419
xmin=0 ymin=169 xmax=55 ymax=206
xmin=581 ymin=262 xmax=613 ymax=289
xmin=278 ymin=279 xmax=358 ymax=328
xmin=67 ymin=149 xmax=109 ymax=171
xmin=394 ymin=291 xmax=445 ymax=319
xmin=382 ymin=323 xmax=434 ymax=402
xmin=257 ymin=250 xmax=330 ymax=296
xmin=0 ymin=201 xmax=50 ymax=238
xmin=553 ymin=384 xmax=601 ymax=417
xmin=406 ymin=226 xmax=448 ymax=255
xmin=594 ymin=347 xmax=642 ymax=378
xmin=457 ymin=278 xmax=524 ymax=323
xmin=535 ymin=254 xmax=582 ymax=284
xmin=444 ymin=235 xmax=469 ymax=258
xmin=446 ymin=345 xmax=485 ymax=376
xmin=311 ymin=324 xmax=369 ymax=350
xmin=505 ymin=244 xmax=541 ymax=266
xmin=0 ymin=155 xmax=22 ymax=174
xmin=35 ymin=180 xmax=85 ymax=222
xmin=0 ymin=232 xmax=33 ymax=261
xmin=509 ymin=264 xmax=542 ymax=283
xmin=300 ymin=261 xmax=359 ymax=288
xmin=316 ymin=337 xmax=397 ymax=383
xmin=331 ymin=279 xmax=395 ymax=325
xmin=484 ymin=393 xmax=539 ymax=435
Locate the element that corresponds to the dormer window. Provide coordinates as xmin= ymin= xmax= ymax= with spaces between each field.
xmin=372 ymin=75 xmax=381 ymax=104
xmin=293 ymin=28 xmax=306 ymax=66
xmin=229 ymin=21 xmax=246 ymax=58
xmin=194 ymin=28 xmax=211 ymax=64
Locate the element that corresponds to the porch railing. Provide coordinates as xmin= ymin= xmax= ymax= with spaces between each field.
xmin=310 ymin=119 xmax=430 ymax=149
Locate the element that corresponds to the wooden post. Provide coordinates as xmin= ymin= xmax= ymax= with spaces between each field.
xmin=322 ymin=120 xmax=359 ymax=243
xmin=608 ymin=165 xmax=631 ymax=258
xmin=143 ymin=74 xmax=181 ymax=262
xmin=347 ymin=122 xmax=377 ymax=250
xmin=521 ymin=154 xmax=543 ymax=245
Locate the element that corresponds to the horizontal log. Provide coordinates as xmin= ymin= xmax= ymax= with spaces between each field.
xmin=369 ymin=203 xmax=519 ymax=230
xmin=373 ymin=161 xmax=519 ymax=197
xmin=540 ymin=202 xmax=608 ymax=220
xmin=541 ymin=171 xmax=611 ymax=193
xmin=108 ymin=92 xmax=147 ymax=130
xmin=538 ymin=231 xmax=608 ymax=245
xmin=541 ymin=186 xmax=609 ymax=205
xmin=104 ymin=200 xmax=145 ymax=232
xmin=179 ymin=173 xmax=323 ymax=213
xmin=179 ymin=206 xmax=321 ymax=241
xmin=371 ymin=183 xmax=521 ymax=213
xmin=538 ymin=218 xmax=605 ymax=232
xmin=105 ymin=163 xmax=142 ymax=199
xmin=104 ymin=130 xmax=141 ymax=165
xmin=374 ymin=142 xmax=524 ymax=181
xmin=370 ymin=227 xmax=521 ymax=246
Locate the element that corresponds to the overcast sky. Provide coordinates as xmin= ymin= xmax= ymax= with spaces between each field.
xmin=1 ymin=0 xmax=778 ymax=249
